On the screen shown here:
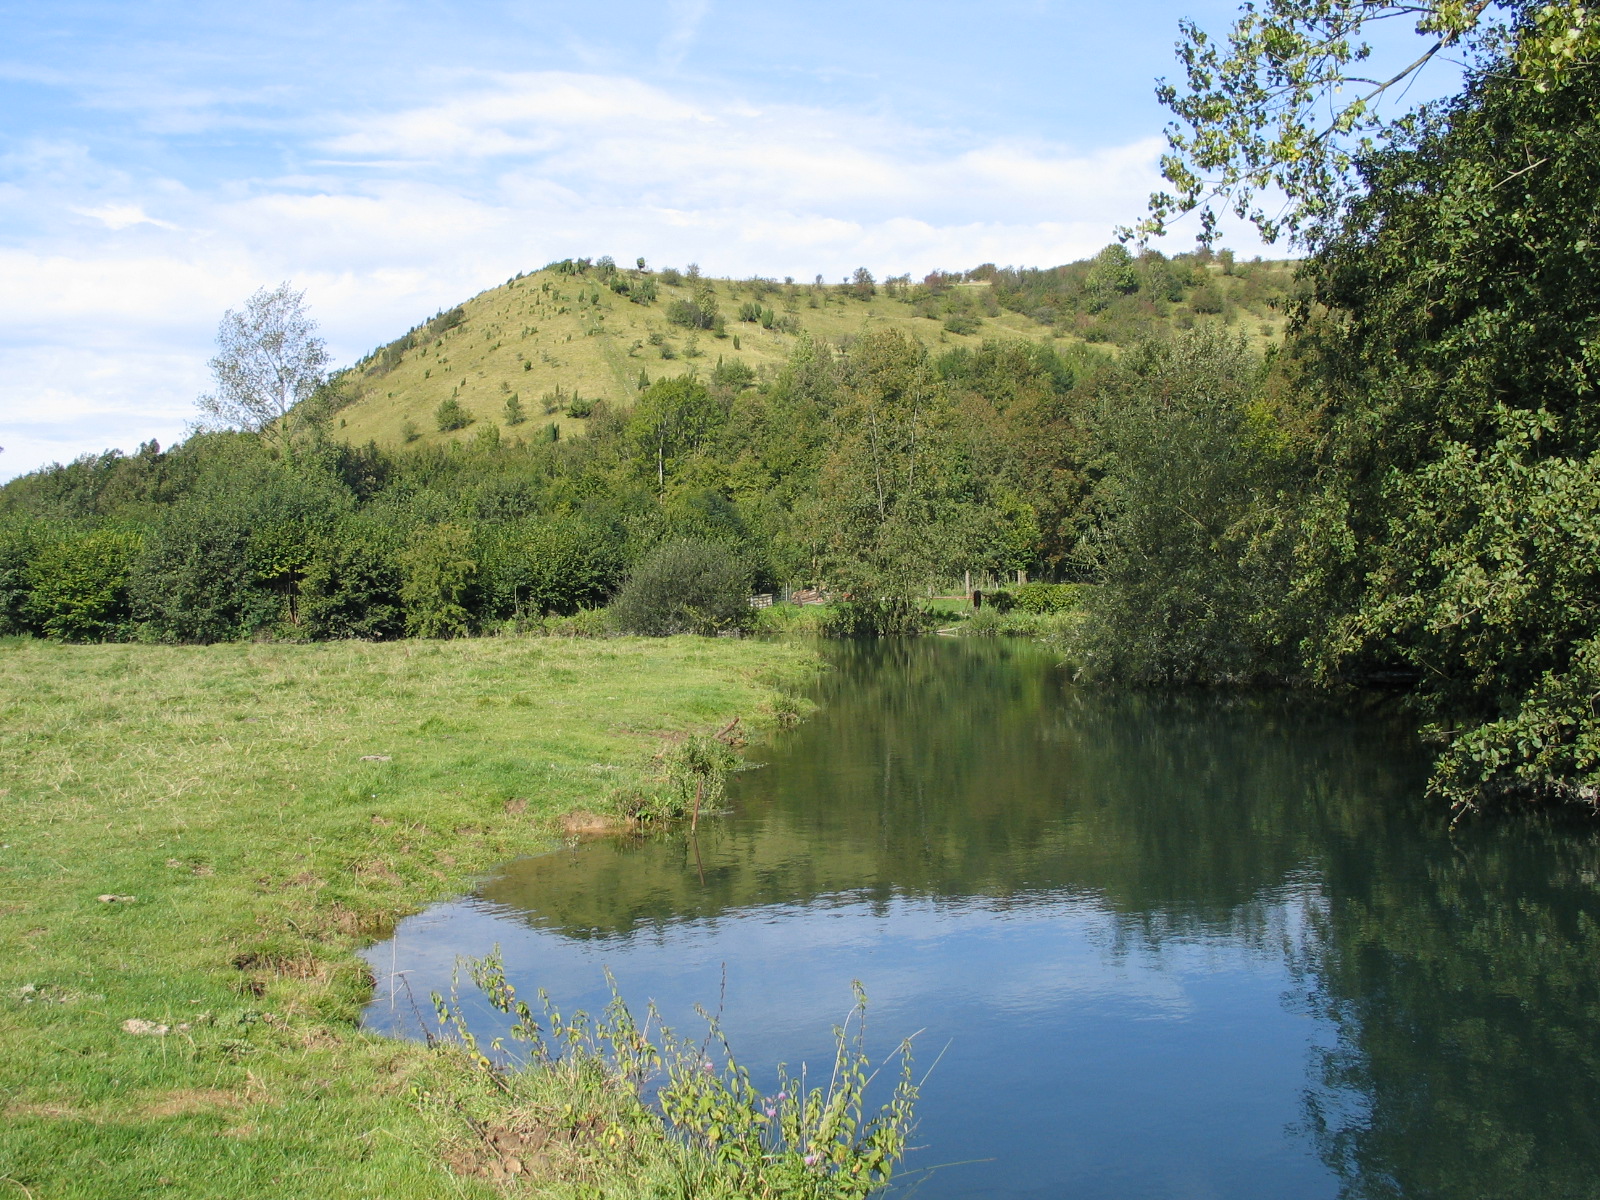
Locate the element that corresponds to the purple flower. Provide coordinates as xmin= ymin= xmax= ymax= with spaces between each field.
xmin=701 ymin=1061 xmax=714 ymax=1074
xmin=804 ymin=1154 xmax=819 ymax=1167
xmin=764 ymin=1107 xmax=777 ymax=1118
xmin=776 ymin=1092 xmax=787 ymax=1102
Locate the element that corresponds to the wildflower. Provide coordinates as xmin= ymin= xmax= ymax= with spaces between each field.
xmin=701 ymin=1060 xmax=714 ymax=1074
xmin=764 ymin=1106 xmax=777 ymax=1118
xmin=804 ymin=1154 xmax=819 ymax=1167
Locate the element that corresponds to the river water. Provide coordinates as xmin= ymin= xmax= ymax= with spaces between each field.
xmin=363 ymin=638 xmax=1600 ymax=1199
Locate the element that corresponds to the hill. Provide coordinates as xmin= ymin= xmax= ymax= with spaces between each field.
xmin=329 ymin=248 xmax=1298 ymax=451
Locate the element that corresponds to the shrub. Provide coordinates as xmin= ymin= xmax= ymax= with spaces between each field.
xmin=478 ymin=517 xmax=622 ymax=618
xmin=943 ymin=313 xmax=981 ymax=335
xmin=538 ymin=607 xmax=610 ymax=638
xmin=503 ymin=394 xmax=525 ymax=425
xmin=131 ymin=500 xmax=279 ymax=643
xmin=659 ymin=267 xmax=683 ymax=287
xmin=630 ymin=276 xmax=658 ymax=304
xmin=399 ymin=523 xmax=477 ymax=638
xmin=0 ymin=519 xmax=50 ymax=635
xmin=608 ymin=539 xmax=752 ymax=636
xmin=434 ymin=397 xmax=473 ymax=432
xmin=821 ymin=597 xmax=932 ymax=637
xmin=1189 ymin=283 xmax=1224 ymax=314
xmin=666 ymin=298 xmax=714 ymax=330
xmin=1012 ymin=581 xmax=1082 ymax=614
xmin=711 ymin=358 xmax=756 ymax=390
xmin=300 ymin=525 xmax=404 ymax=640
xmin=979 ymin=588 xmax=1015 ymax=613
xmin=23 ymin=528 xmax=141 ymax=642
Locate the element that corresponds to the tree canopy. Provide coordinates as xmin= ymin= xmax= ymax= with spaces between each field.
xmin=1135 ymin=0 xmax=1600 ymax=244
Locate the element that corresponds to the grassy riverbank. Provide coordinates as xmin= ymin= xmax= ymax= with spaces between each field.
xmin=0 ymin=634 xmax=817 ymax=1199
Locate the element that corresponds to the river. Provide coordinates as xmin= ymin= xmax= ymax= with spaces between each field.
xmin=363 ymin=638 xmax=1600 ymax=1199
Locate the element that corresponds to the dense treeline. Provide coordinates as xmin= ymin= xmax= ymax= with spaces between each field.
xmin=0 ymin=330 xmax=1112 ymax=644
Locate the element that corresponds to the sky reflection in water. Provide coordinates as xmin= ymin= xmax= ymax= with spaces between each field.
xmin=365 ymin=640 xmax=1600 ymax=1200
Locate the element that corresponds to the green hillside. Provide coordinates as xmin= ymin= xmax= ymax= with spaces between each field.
xmin=331 ymin=249 xmax=1297 ymax=451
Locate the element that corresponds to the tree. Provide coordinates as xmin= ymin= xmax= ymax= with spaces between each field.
xmin=399 ymin=524 xmax=477 ymax=638
xmin=1133 ymin=0 xmax=1600 ymax=244
xmin=1287 ymin=43 xmax=1600 ymax=808
xmin=627 ymin=376 xmax=724 ymax=495
xmin=1072 ymin=329 xmax=1295 ymax=683
xmin=196 ymin=284 xmax=330 ymax=446
xmin=435 ymin=396 xmax=473 ymax=432
xmin=1084 ymin=244 xmax=1138 ymax=312
xmin=809 ymin=330 xmax=978 ymax=633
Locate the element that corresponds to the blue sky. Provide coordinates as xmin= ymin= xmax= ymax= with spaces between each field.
xmin=0 ymin=1 xmax=1457 ymax=478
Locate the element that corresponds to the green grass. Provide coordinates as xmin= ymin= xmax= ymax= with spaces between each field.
xmin=0 ymin=634 xmax=818 ymax=1199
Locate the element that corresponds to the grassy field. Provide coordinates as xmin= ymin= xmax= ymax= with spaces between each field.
xmin=0 ymin=634 xmax=818 ymax=1199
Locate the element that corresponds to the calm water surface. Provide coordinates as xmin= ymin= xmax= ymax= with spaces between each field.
xmin=364 ymin=639 xmax=1600 ymax=1199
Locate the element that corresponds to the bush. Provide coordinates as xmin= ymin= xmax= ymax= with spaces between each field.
xmin=608 ymin=540 xmax=752 ymax=636
xmin=821 ymin=597 xmax=933 ymax=637
xmin=299 ymin=524 xmax=404 ymax=640
xmin=435 ymin=397 xmax=473 ymax=432
xmin=23 ymin=528 xmax=141 ymax=642
xmin=666 ymin=298 xmax=715 ymax=330
xmin=943 ymin=313 xmax=981 ymax=336
xmin=710 ymin=357 xmax=756 ymax=389
xmin=0 ymin=519 xmax=50 ymax=635
xmin=538 ymin=607 xmax=610 ymax=638
xmin=1012 ymin=581 xmax=1082 ymax=614
xmin=131 ymin=500 xmax=278 ymax=643
xmin=478 ymin=517 xmax=622 ymax=618
xmin=399 ymin=523 xmax=477 ymax=638
xmin=978 ymin=589 xmax=1014 ymax=613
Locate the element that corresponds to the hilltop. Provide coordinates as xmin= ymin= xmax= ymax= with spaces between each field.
xmin=328 ymin=249 xmax=1298 ymax=451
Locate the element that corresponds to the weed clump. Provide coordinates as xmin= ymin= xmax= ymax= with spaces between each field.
xmin=435 ymin=951 xmax=921 ymax=1199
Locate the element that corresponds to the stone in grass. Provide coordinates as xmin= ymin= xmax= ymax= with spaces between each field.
xmin=97 ymin=894 xmax=136 ymax=904
xmin=122 ymin=1018 xmax=193 ymax=1036
xmin=360 ymin=755 xmax=392 ymax=762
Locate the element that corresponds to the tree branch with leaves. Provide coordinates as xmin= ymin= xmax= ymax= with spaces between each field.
xmin=1131 ymin=0 xmax=1599 ymax=246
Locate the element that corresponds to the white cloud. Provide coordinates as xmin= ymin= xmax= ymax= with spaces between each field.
xmin=71 ymin=203 xmax=180 ymax=231
xmin=660 ymin=0 xmax=713 ymax=69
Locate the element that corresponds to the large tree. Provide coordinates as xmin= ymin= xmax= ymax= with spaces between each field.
xmin=196 ymin=283 xmax=330 ymax=447
xmin=1290 ymin=41 xmax=1600 ymax=809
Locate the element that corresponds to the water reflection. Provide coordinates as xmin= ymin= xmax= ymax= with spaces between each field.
xmin=365 ymin=639 xmax=1600 ymax=1199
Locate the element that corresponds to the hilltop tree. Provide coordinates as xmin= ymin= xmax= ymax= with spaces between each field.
xmin=196 ymin=284 xmax=330 ymax=447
